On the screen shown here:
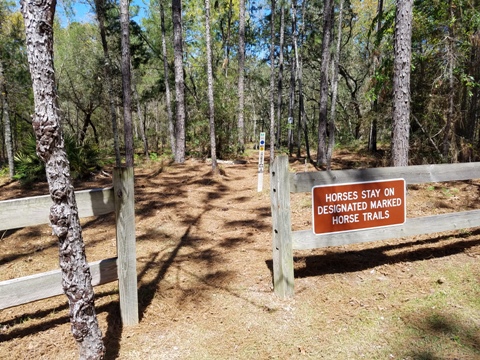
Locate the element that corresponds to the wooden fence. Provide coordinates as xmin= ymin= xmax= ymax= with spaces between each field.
xmin=270 ymin=155 xmax=480 ymax=299
xmin=0 ymin=167 xmax=138 ymax=325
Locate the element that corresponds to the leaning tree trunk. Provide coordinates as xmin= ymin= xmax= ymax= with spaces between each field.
xmin=20 ymin=1 xmax=105 ymax=359
xmin=0 ymin=60 xmax=14 ymax=179
xmin=392 ymin=0 xmax=413 ymax=167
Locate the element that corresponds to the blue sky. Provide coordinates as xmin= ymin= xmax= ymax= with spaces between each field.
xmin=56 ymin=0 xmax=148 ymax=26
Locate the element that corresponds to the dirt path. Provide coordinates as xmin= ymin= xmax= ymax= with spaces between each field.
xmin=1 ymin=155 xmax=479 ymax=359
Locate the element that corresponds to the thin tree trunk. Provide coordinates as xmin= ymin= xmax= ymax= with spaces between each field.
xmin=368 ymin=0 xmax=383 ymax=153
xmin=172 ymin=0 xmax=186 ymax=163
xmin=131 ymin=67 xmax=149 ymax=158
xmin=293 ymin=0 xmax=310 ymax=161
xmin=21 ymin=1 xmax=105 ymax=358
xmin=159 ymin=0 xmax=175 ymax=156
xmin=276 ymin=4 xmax=285 ymax=148
xmin=392 ymin=0 xmax=413 ymax=167
xmin=300 ymin=0 xmax=310 ymax=161
xmin=121 ymin=0 xmax=134 ymax=167
xmin=291 ymin=0 xmax=301 ymax=157
xmin=224 ymin=0 xmax=233 ymax=76
xmin=0 ymin=60 xmax=14 ymax=178
xmin=287 ymin=51 xmax=296 ymax=156
xmin=269 ymin=0 xmax=276 ymax=165
xmin=327 ymin=0 xmax=344 ymax=170
xmin=93 ymin=0 xmax=121 ymax=167
xmin=443 ymin=0 xmax=455 ymax=160
xmin=469 ymin=31 xmax=480 ymax=144
xmin=204 ymin=0 xmax=218 ymax=172
xmin=317 ymin=0 xmax=333 ymax=167
xmin=237 ymin=0 xmax=246 ymax=153
xmin=79 ymin=111 xmax=99 ymax=145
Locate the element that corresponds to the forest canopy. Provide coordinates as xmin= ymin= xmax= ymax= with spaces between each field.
xmin=1 ymin=0 xmax=480 ymax=179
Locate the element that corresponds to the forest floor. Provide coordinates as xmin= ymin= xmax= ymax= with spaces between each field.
xmin=0 ymin=148 xmax=479 ymax=360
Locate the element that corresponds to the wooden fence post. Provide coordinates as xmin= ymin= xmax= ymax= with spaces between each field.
xmin=270 ymin=155 xmax=294 ymax=298
xmin=113 ymin=167 xmax=139 ymax=325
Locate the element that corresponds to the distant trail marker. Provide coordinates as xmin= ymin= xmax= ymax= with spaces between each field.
xmin=257 ymin=132 xmax=266 ymax=192
xmin=312 ymin=179 xmax=406 ymax=235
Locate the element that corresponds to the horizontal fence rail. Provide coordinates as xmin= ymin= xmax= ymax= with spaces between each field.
xmin=0 ymin=258 xmax=118 ymax=310
xmin=0 ymin=168 xmax=138 ymax=325
xmin=0 ymin=187 xmax=115 ymax=231
xmin=270 ymin=156 xmax=480 ymax=298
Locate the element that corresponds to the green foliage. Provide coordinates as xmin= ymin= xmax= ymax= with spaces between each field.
xmin=14 ymin=133 xmax=103 ymax=185
xmin=13 ymin=134 xmax=45 ymax=185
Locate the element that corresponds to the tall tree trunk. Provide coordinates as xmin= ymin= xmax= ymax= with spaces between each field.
xmin=368 ymin=0 xmax=383 ymax=153
xmin=269 ymin=0 xmax=276 ymax=165
xmin=93 ymin=0 xmax=121 ymax=166
xmin=0 ymin=60 xmax=14 ymax=179
xmin=276 ymin=4 xmax=285 ymax=148
xmin=291 ymin=0 xmax=300 ymax=157
xmin=294 ymin=0 xmax=310 ymax=161
xmin=204 ymin=0 xmax=218 ymax=173
xmin=327 ymin=0 xmax=344 ymax=170
xmin=159 ymin=0 xmax=176 ymax=156
xmin=469 ymin=31 xmax=480 ymax=145
xmin=21 ymin=1 xmax=105 ymax=358
xmin=443 ymin=0 xmax=455 ymax=160
xmin=287 ymin=50 xmax=296 ymax=156
xmin=392 ymin=0 xmax=413 ymax=167
xmin=316 ymin=0 xmax=333 ymax=167
xmin=224 ymin=0 xmax=233 ymax=76
xmin=172 ymin=0 xmax=186 ymax=163
xmin=121 ymin=0 xmax=134 ymax=167
xmin=237 ymin=0 xmax=246 ymax=153
xmin=131 ymin=67 xmax=149 ymax=158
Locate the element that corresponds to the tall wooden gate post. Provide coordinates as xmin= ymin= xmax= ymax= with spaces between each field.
xmin=113 ymin=167 xmax=139 ymax=325
xmin=270 ymin=155 xmax=294 ymax=298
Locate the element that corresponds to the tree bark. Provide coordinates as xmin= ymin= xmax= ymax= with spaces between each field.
xmin=120 ymin=0 xmax=134 ymax=167
xmin=287 ymin=49 xmax=296 ymax=156
xmin=317 ymin=0 xmax=334 ymax=167
xmin=21 ymin=1 xmax=105 ymax=358
xmin=269 ymin=0 xmax=276 ymax=165
xmin=204 ymin=0 xmax=218 ymax=173
xmin=327 ymin=0 xmax=344 ymax=170
xmin=237 ymin=0 xmax=246 ymax=153
xmin=159 ymin=0 xmax=176 ymax=156
xmin=276 ymin=4 xmax=285 ymax=148
xmin=93 ymin=0 xmax=121 ymax=166
xmin=368 ymin=0 xmax=383 ymax=153
xmin=392 ymin=0 xmax=413 ymax=167
xmin=293 ymin=0 xmax=310 ymax=161
xmin=172 ymin=0 xmax=186 ymax=163
xmin=131 ymin=67 xmax=149 ymax=158
xmin=442 ymin=0 xmax=455 ymax=160
xmin=0 ymin=60 xmax=14 ymax=178
xmin=224 ymin=0 xmax=233 ymax=76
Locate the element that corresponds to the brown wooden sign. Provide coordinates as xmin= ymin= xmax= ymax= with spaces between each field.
xmin=312 ymin=179 xmax=406 ymax=235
